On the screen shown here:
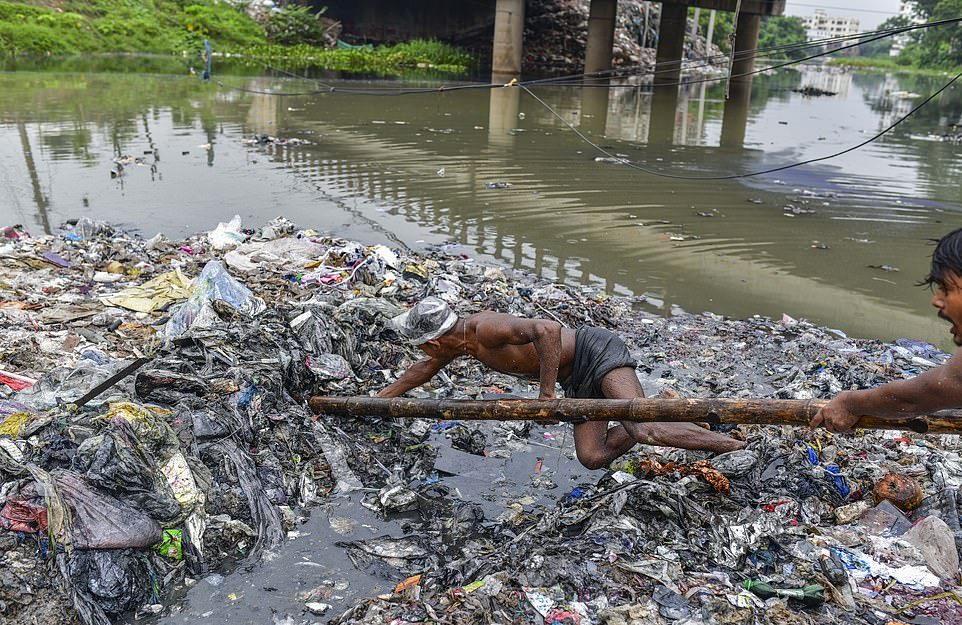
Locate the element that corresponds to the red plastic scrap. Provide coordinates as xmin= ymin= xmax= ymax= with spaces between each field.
xmin=546 ymin=609 xmax=581 ymax=625
xmin=0 ymin=499 xmax=48 ymax=533
xmin=0 ymin=370 xmax=36 ymax=391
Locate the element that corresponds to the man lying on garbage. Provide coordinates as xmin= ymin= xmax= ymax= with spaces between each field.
xmin=374 ymin=297 xmax=746 ymax=469
xmin=813 ymin=227 xmax=962 ymax=433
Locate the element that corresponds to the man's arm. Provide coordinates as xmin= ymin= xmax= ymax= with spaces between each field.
xmin=476 ymin=316 xmax=563 ymax=399
xmin=377 ymin=356 xmax=454 ymax=398
xmin=812 ymin=347 xmax=962 ymax=432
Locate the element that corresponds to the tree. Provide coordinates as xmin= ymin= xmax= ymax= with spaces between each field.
xmin=859 ymin=15 xmax=912 ymax=58
xmin=909 ymin=0 xmax=962 ymax=67
xmin=758 ymin=16 xmax=808 ymax=59
xmin=695 ymin=10 xmax=734 ymax=53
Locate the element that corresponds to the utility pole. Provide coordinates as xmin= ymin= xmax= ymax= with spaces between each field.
xmin=706 ymin=9 xmax=717 ymax=53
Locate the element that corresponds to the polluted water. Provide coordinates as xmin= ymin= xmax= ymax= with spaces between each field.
xmin=0 ymin=215 xmax=960 ymax=625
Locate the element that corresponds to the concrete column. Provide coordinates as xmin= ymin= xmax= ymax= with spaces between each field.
xmin=721 ymin=12 xmax=762 ymax=147
xmin=654 ymin=2 xmax=688 ymax=87
xmin=706 ymin=10 xmax=717 ymax=52
xmin=729 ymin=12 xmax=762 ymax=83
xmin=492 ymin=0 xmax=525 ymax=78
xmin=650 ymin=2 xmax=687 ymax=143
xmin=584 ymin=0 xmax=618 ymax=77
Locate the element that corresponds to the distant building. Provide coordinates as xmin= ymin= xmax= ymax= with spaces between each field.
xmin=891 ymin=0 xmax=923 ymax=57
xmin=803 ymin=9 xmax=860 ymax=42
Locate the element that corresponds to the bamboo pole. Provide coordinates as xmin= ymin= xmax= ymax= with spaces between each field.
xmin=308 ymin=396 xmax=962 ymax=435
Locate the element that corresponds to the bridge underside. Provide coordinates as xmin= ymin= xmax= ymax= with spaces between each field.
xmin=663 ymin=0 xmax=785 ymax=15
xmin=321 ymin=1 xmax=786 ymax=148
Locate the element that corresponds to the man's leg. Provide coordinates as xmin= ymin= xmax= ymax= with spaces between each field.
xmin=600 ymin=367 xmax=746 ymax=453
xmin=572 ymin=420 xmax=636 ymax=470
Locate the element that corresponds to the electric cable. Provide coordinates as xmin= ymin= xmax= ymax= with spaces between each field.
xmin=517 ymin=69 xmax=962 ymax=180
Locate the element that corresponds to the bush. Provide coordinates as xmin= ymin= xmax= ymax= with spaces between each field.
xmin=383 ymin=39 xmax=475 ymax=69
xmin=265 ymin=4 xmax=328 ymax=46
xmin=0 ymin=22 xmax=75 ymax=54
xmin=179 ymin=4 xmax=265 ymax=48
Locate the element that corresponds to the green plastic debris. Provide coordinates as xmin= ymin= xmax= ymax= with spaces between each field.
xmin=743 ymin=579 xmax=825 ymax=608
xmin=154 ymin=529 xmax=184 ymax=560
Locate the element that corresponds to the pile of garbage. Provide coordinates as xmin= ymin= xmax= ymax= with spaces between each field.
xmin=0 ymin=216 xmax=960 ymax=625
xmin=521 ymin=0 xmax=725 ymax=75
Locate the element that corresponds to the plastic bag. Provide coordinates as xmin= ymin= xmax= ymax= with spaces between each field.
xmin=207 ymin=214 xmax=245 ymax=250
xmin=66 ymin=548 xmax=152 ymax=614
xmin=100 ymin=269 xmax=191 ymax=313
xmin=306 ymin=353 xmax=353 ymax=381
xmin=14 ymin=356 xmax=127 ymax=410
xmin=56 ymin=469 xmax=163 ymax=549
xmin=224 ymin=236 xmax=325 ymax=273
xmin=201 ymin=438 xmax=283 ymax=559
xmin=165 ymin=261 xmax=265 ymax=337
xmin=74 ymin=418 xmax=183 ymax=525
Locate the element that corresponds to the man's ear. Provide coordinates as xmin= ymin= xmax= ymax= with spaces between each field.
xmin=423 ymin=339 xmax=441 ymax=351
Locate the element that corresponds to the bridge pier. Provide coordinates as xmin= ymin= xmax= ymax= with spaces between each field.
xmin=492 ymin=0 xmax=525 ymax=79
xmin=649 ymin=2 xmax=688 ymax=143
xmin=721 ymin=11 xmax=761 ymax=147
xmin=585 ymin=0 xmax=618 ymax=77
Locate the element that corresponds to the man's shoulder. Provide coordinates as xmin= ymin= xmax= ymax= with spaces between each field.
xmin=466 ymin=310 xmax=515 ymax=324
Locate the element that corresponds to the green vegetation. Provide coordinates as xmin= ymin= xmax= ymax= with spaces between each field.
xmin=0 ymin=0 xmax=265 ymax=56
xmin=0 ymin=1 xmax=476 ymax=75
xmin=758 ymin=16 xmax=808 ymax=59
xmin=263 ymin=4 xmax=330 ymax=47
xmin=905 ymin=0 xmax=962 ymax=68
xmin=827 ymin=56 xmax=962 ymax=76
xmin=850 ymin=2 xmax=962 ymax=71
xmin=691 ymin=11 xmax=807 ymax=60
xmin=236 ymin=39 xmax=475 ymax=73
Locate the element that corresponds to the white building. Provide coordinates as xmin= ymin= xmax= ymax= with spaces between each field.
xmin=803 ymin=10 xmax=860 ymax=42
xmin=891 ymin=0 xmax=923 ymax=57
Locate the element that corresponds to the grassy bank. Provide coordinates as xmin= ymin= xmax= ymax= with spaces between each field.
xmin=0 ymin=0 xmax=475 ymax=74
xmin=827 ymin=56 xmax=962 ymax=76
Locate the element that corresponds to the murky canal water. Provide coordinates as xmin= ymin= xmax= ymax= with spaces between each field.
xmin=1 ymin=65 xmax=961 ymax=347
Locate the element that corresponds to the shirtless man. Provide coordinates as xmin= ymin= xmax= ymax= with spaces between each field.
xmin=377 ymin=297 xmax=745 ymax=469
xmin=813 ymin=227 xmax=962 ymax=433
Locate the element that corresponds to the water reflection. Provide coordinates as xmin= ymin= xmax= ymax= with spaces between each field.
xmin=1 ymin=67 xmax=960 ymax=345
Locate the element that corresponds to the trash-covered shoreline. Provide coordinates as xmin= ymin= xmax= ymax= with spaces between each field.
xmin=1 ymin=217 xmax=960 ymax=625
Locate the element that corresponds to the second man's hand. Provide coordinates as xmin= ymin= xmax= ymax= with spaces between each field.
xmin=810 ymin=393 xmax=861 ymax=433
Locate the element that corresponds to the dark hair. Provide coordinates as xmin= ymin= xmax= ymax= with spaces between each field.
xmin=922 ymin=227 xmax=962 ymax=289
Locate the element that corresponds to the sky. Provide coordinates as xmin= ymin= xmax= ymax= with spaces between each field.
xmin=783 ymin=0 xmax=905 ymax=31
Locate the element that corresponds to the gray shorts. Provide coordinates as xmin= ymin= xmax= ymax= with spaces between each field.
xmin=561 ymin=327 xmax=637 ymax=399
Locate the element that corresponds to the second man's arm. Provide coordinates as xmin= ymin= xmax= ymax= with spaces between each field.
xmin=812 ymin=347 xmax=962 ymax=432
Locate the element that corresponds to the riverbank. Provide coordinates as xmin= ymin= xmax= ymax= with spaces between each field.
xmin=0 ymin=0 xmax=475 ymax=75
xmin=0 ymin=215 xmax=960 ymax=625
xmin=827 ymin=56 xmax=962 ymax=76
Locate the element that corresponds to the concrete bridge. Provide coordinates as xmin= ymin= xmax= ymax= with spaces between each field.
xmin=322 ymin=1 xmax=785 ymax=78
xmin=322 ymin=1 xmax=786 ymax=145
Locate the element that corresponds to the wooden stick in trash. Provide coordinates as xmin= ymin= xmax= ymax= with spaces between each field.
xmin=308 ymin=396 xmax=962 ymax=435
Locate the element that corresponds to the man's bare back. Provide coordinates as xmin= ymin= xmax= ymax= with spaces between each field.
xmin=379 ymin=310 xmax=574 ymax=399
xmin=456 ymin=312 xmax=577 ymax=382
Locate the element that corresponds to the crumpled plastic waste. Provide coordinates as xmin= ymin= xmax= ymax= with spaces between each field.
xmin=207 ymin=214 xmax=245 ymax=250
xmin=100 ymin=269 xmax=191 ymax=313
xmin=165 ymin=260 xmax=265 ymax=337
xmin=2 ymin=216 xmax=961 ymax=625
